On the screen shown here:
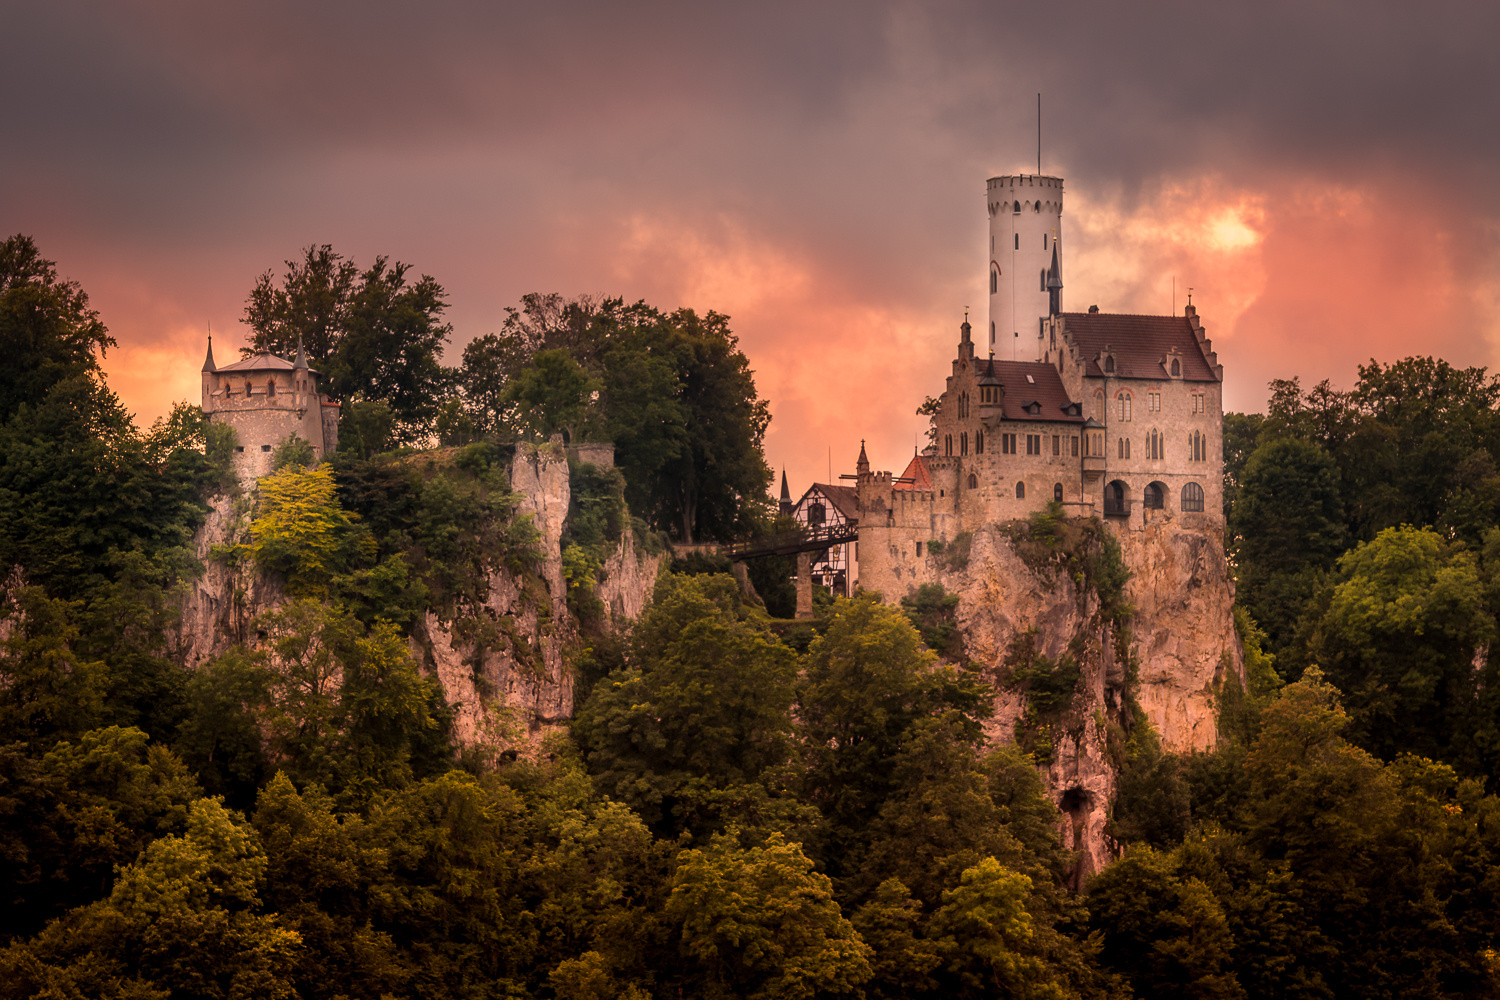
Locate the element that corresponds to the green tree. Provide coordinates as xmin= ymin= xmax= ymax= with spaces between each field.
xmin=243 ymin=246 xmax=453 ymax=444
xmin=0 ymin=588 xmax=107 ymax=744
xmin=573 ymin=574 xmax=802 ymax=840
xmin=7 ymin=797 xmax=302 ymax=999
xmin=0 ymin=234 xmax=115 ymax=419
xmin=930 ymin=857 xmax=1066 ymax=1000
xmin=504 ymin=348 xmax=601 ymax=442
xmin=666 ymin=830 xmax=873 ymax=1000
xmin=1087 ymin=847 xmax=1244 ymax=1000
xmin=1312 ymin=526 xmax=1496 ymax=770
xmin=1229 ymin=437 xmax=1347 ymax=655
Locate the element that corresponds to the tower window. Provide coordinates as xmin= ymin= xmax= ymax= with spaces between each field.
xmin=268 ymin=380 xmax=276 ymax=398
xmin=1012 ymin=201 xmax=1020 ymax=215
xmin=1040 ymin=269 xmax=1046 ymax=292
xmin=261 ymin=444 xmax=272 ymax=452
xmin=990 ymin=322 xmax=996 ymax=345
xmin=991 ymin=268 xmax=998 ymax=294
xmin=968 ymin=473 xmax=978 ymax=488
xmin=1016 ymin=481 xmax=1026 ymax=499
xmin=1014 ymin=233 xmax=1019 ymax=250
xmin=1043 ymin=234 xmax=1048 ymax=250
xmin=1054 ymin=483 xmax=1064 ymax=502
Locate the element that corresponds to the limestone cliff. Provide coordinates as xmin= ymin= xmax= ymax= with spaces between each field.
xmin=927 ymin=513 xmax=1241 ymax=882
xmin=175 ymin=447 xmax=666 ymax=754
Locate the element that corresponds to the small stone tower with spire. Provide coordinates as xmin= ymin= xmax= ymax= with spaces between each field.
xmin=199 ymin=336 xmax=340 ymax=480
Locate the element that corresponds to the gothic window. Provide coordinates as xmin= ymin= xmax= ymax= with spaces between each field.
xmin=968 ymin=473 xmax=978 ymax=488
xmin=1171 ymin=358 xmax=1181 ymax=376
xmin=976 ymin=431 xmax=985 ymax=454
xmin=1054 ymin=482 xmax=1064 ymax=502
xmin=244 ymin=381 xmax=252 ymax=395
xmin=1012 ymin=200 xmax=1021 ymax=215
xmin=1118 ymin=437 xmax=1131 ymax=460
xmin=1181 ymin=482 xmax=1205 ymax=512
xmin=1016 ymin=481 xmax=1026 ymax=499
xmin=945 ymin=434 xmax=952 ymax=456
xmin=1146 ymin=429 xmax=1164 ymax=460
xmin=1117 ymin=392 xmax=1132 ymax=421
xmin=961 ymin=432 xmax=968 ymax=456
xmin=1188 ymin=430 xmax=1205 ymax=462
xmin=991 ymin=267 xmax=999 ymax=294
xmin=1104 ymin=355 xmax=1116 ymax=374
xmin=990 ymin=322 xmax=996 ymax=345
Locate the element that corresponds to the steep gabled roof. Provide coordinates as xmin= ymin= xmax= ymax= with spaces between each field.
xmin=894 ymin=454 xmax=933 ymax=491
xmin=801 ymin=483 xmax=859 ymax=521
xmin=984 ymin=359 xmax=1083 ymax=423
xmin=1061 ymin=312 xmax=1219 ymax=381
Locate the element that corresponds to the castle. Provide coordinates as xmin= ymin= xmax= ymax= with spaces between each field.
xmin=790 ymin=173 xmax=1225 ymax=598
xmin=199 ymin=337 xmax=340 ymax=479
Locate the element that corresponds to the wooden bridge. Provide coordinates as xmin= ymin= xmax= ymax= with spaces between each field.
xmin=722 ymin=522 xmax=859 ymax=561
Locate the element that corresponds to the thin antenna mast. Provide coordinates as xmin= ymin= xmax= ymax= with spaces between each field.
xmin=1037 ymin=93 xmax=1042 ymax=174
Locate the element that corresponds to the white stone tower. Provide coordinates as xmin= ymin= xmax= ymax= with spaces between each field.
xmin=986 ymin=174 xmax=1064 ymax=360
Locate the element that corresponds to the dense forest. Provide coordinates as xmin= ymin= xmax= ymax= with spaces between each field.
xmin=3 ymin=234 xmax=1500 ymax=999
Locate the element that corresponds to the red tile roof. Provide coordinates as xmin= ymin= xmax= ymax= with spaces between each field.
xmin=894 ymin=454 xmax=933 ymax=490
xmin=981 ymin=359 xmax=1083 ymax=423
xmin=1060 ymin=312 xmax=1219 ymax=381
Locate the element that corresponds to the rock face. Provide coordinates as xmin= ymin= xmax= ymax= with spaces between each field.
xmin=933 ymin=514 xmax=1241 ymax=882
xmin=175 ymin=447 xmax=666 ymax=754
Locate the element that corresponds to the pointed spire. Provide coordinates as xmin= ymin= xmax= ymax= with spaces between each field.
xmin=780 ymin=469 xmax=791 ymax=502
xmin=201 ymin=334 xmax=217 ymax=373
xmin=293 ymin=334 xmax=309 ymax=369
xmin=1046 ymin=242 xmax=1062 ymax=316
xmin=856 ymin=439 xmax=870 ymax=477
xmin=779 ymin=469 xmax=794 ymax=516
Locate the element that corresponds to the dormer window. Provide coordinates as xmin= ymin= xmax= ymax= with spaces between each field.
xmin=1171 ymin=358 xmax=1181 ymax=377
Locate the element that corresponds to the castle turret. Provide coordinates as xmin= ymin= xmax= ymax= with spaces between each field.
xmin=200 ymin=336 xmax=217 ymax=407
xmin=857 ymin=440 xmax=870 ymax=480
xmin=986 ymin=174 xmax=1063 ymax=357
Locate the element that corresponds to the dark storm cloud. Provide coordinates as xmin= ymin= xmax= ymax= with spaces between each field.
xmin=3 ymin=0 xmax=1497 ymax=489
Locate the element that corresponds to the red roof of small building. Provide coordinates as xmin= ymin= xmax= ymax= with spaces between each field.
xmin=894 ymin=454 xmax=933 ymax=491
xmin=1060 ymin=312 xmax=1219 ymax=381
xmin=981 ymin=359 xmax=1083 ymax=423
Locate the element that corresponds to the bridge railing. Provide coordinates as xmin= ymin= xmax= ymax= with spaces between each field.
xmin=724 ymin=522 xmax=859 ymax=560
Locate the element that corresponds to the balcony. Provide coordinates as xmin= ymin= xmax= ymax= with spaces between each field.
xmin=1082 ymin=455 xmax=1107 ymax=482
xmin=1102 ymin=497 xmax=1131 ymax=517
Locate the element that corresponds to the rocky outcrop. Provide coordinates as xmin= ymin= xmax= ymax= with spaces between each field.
xmin=176 ymin=445 xmax=666 ymax=755
xmin=931 ymin=513 xmax=1241 ymax=882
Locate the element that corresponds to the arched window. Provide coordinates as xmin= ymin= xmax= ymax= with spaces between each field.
xmin=1188 ymin=430 xmax=1205 ymax=462
xmin=808 ymin=502 xmax=826 ymax=526
xmin=991 ymin=267 xmax=999 ymax=294
xmin=1104 ymin=479 xmax=1128 ymax=516
xmin=1034 ymin=202 xmax=1041 ymax=213
xmin=1118 ymin=437 xmax=1131 ymax=460
xmin=268 ymin=379 xmax=276 ymax=398
xmin=1144 ymin=482 xmax=1165 ymax=510
xmin=1104 ymin=355 xmax=1115 ymax=374
xmin=990 ymin=321 xmax=996 ymax=345
xmin=1016 ymin=481 xmax=1026 ymax=499
xmin=244 ymin=381 xmax=252 ymax=396
xmin=1181 ymin=482 xmax=1205 ymax=512
xmin=1117 ymin=392 xmax=1132 ymax=421
xmin=1053 ymin=483 xmax=1064 ymax=502
xmin=976 ymin=431 xmax=985 ymax=454
xmin=1146 ymin=429 xmax=1163 ymax=460
xmin=945 ymin=434 xmax=952 ymax=456
xmin=968 ymin=473 xmax=978 ymax=488
xmin=1012 ymin=200 xmax=1021 ymax=215
xmin=1170 ymin=358 xmax=1181 ymax=376
xmin=961 ymin=432 xmax=968 ymax=456
xmin=223 ymin=380 xmax=233 ymax=397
